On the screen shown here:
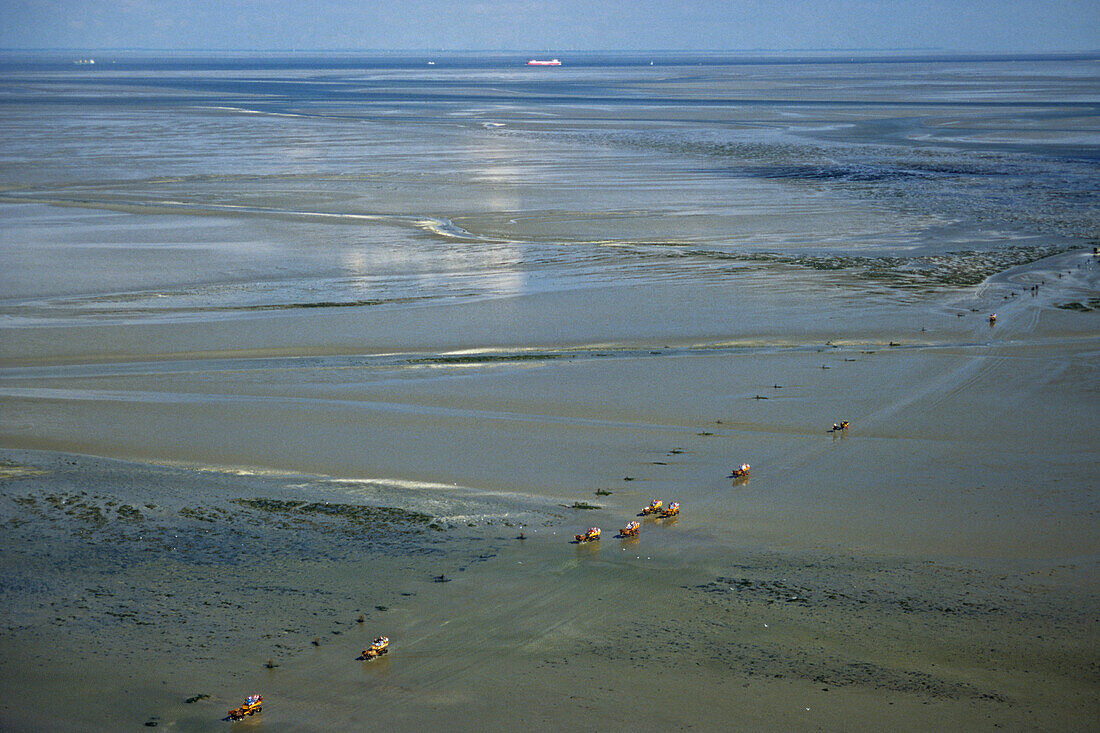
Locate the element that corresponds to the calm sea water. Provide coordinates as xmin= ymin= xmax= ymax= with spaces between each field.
xmin=0 ymin=52 xmax=1097 ymax=321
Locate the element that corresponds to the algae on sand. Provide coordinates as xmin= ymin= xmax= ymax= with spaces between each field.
xmin=739 ymin=244 xmax=1075 ymax=289
xmin=231 ymin=498 xmax=438 ymax=530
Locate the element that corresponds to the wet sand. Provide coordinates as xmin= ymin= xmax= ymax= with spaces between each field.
xmin=1 ymin=250 xmax=1098 ymax=730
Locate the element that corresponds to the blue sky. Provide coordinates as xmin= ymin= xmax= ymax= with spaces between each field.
xmin=1 ymin=0 xmax=1098 ymax=52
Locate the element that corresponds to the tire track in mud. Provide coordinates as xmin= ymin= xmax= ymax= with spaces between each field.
xmin=345 ymin=539 xmax=609 ymax=715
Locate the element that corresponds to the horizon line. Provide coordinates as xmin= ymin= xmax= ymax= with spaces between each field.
xmin=3 ymin=47 xmax=1100 ymax=56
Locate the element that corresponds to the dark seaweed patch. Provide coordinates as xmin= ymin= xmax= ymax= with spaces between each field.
xmin=1055 ymin=297 xmax=1100 ymax=312
xmin=1 ymin=485 xmax=450 ymax=570
xmin=647 ymin=242 xmax=1075 ymax=288
xmin=697 ymin=576 xmax=1002 ymax=617
xmin=737 ymin=245 xmax=1073 ymax=288
xmin=238 ymin=298 xmax=397 ymax=311
xmin=231 ymin=498 xmax=436 ymax=528
xmin=411 ymin=352 xmax=570 ymax=365
xmin=178 ymin=506 xmax=218 ymax=523
xmin=711 ymin=163 xmax=937 ymax=183
xmin=584 ymin=630 xmax=1004 ymax=701
xmin=116 ymin=504 xmax=143 ymax=523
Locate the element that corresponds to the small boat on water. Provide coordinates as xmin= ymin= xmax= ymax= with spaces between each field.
xmin=527 ymin=58 xmax=561 ymax=66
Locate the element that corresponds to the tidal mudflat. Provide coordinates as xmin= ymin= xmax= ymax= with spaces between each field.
xmin=1 ymin=52 xmax=1098 ymax=730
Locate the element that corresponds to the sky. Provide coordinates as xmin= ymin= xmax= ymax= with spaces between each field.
xmin=1 ymin=0 xmax=1098 ymax=53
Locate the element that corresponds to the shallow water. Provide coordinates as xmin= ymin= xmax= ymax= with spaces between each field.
xmin=1 ymin=53 xmax=1097 ymax=308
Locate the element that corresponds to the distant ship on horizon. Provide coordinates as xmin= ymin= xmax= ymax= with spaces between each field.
xmin=526 ymin=58 xmax=561 ymax=66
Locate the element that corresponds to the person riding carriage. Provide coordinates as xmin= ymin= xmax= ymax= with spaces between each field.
xmin=363 ymin=635 xmax=390 ymax=659
xmin=574 ymin=527 xmax=601 ymax=542
xmin=227 ymin=694 xmax=262 ymax=720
